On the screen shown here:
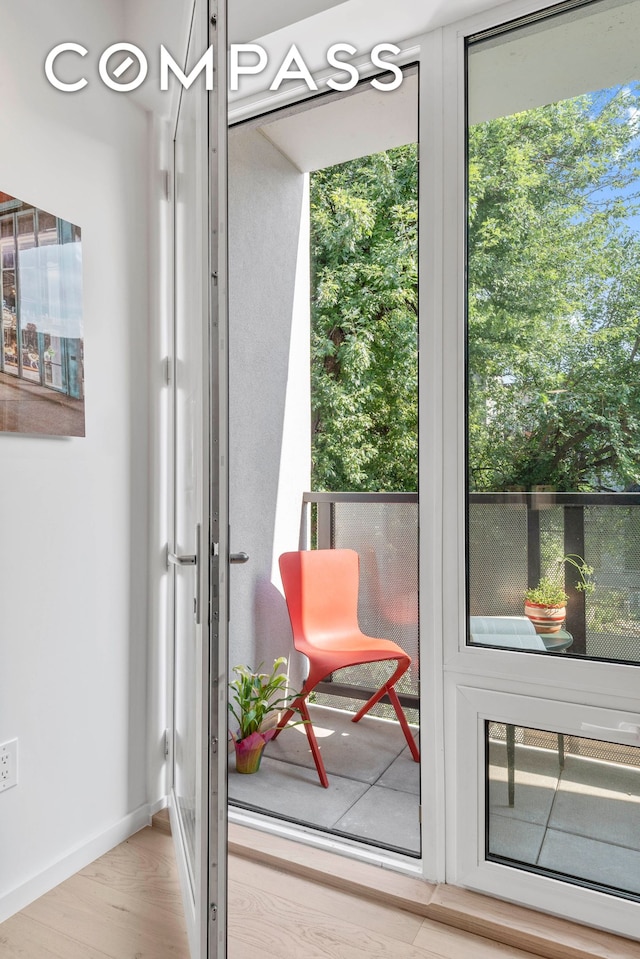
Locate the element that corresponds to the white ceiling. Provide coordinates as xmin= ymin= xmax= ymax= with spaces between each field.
xmin=226 ymin=0 xmax=516 ymax=112
xmin=241 ymin=0 xmax=640 ymax=173
xmin=469 ymin=0 xmax=640 ymax=124
xmin=124 ymin=0 xmax=635 ymax=122
xmin=227 ymin=0 xmax=514 ymax=44
xmin=122 ymin=0 xmax=517 ymax=108
xmin=229 ymin=0 xmax=349 ymax=44
xmin=256 ymin=71 xmax=418 ymax=172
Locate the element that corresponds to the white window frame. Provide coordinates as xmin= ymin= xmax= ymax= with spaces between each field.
xmin=431 ymin=0 xmax=640 ymax=935
xmin=450 ymin=684 xmax=640 ymax=938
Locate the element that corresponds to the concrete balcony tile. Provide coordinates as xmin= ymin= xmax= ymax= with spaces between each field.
xmin=489 ymin=741 xmax=560 ymax=826
xmin=228 ymin=754 xmax=370 ymax=829
xmin=549 ymin=756 xmax=640 ymax=851
xmin=538 ymin=828 xmax=640 ymax=895
xmin=267 ymin=704 xmax=409 ymax=785
xmin=332 ymin=785 xmax=420 ymax=854
xmin=489 ymin=814 xmax=546 ymax=863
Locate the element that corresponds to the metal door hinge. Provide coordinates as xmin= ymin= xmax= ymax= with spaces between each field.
xmin=418 ymin=805 xmax=422 ymax=824
xmin=164 ymin=729 xmax=170 ymax=759
xmin=210 ymin=903 xmax=218 ymax=922
xmin=164 ymin=356 xmax=171 ymax=386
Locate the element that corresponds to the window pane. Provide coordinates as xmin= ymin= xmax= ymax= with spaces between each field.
xmin=37 ymin=210 xmax=58 ymax=247
xmin=17 ymin=211 xmax=35 ymax=249
xmin=466 ymin=0 xmax=640 ymax=663
xmin=487 ymin=722 xmax=640 ymax=899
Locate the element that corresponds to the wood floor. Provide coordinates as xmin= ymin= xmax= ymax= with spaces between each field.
xmin=0 ymin=822 xmax=540 ymax=959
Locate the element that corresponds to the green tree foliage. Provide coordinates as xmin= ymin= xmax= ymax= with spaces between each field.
xmin=310 ymin=146 xmax=418 ymax=491
xmin=469 ymin=86 xmax=640 ymax=492
xmin=310 ymin=85 xmax=640 ymax=494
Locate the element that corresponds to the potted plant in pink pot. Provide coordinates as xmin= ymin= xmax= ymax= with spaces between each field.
xmin=524 ymin=553 xmax=595 ymax=633
xmin=228 ymin=657 xmax=299 ymax=774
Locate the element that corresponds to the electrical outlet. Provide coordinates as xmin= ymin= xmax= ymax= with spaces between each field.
xmin=0 ymin=739 xmax=18 ymax=791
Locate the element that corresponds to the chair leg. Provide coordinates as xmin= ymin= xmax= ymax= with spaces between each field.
xmin=351 ymin=659 xmax=419 ymax=762
xmin=272 ymin=675 xmax=315 ymax=740
xmin=272 ymin=705 xmax=295 ymax=740
xmin=297 ymin=697 xmax=330 ymax=788
xmin=272 ymin=694 xmax=330 ymax=788
xmin=352 ymin=658 xmax=408 ymax=721
xmin=387 ymin=686 xmax=420 ymax=762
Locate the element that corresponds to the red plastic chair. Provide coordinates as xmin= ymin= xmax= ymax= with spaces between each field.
xmin=275 ymin=548 xmax=420 ymax=787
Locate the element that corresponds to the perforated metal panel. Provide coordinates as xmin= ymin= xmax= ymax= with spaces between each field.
xmin=468 ymin=503 xmax=528 ymax=615
xmin=585 ymin=506 xmax=640 ymax=663
xmin=312 ymin=497 xmax=419 ymax=720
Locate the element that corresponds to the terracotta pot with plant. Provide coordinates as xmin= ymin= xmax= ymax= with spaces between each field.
xmin=524 ymin=553 xmax=595 ymax=633
xmin=228 ymin=657 xmax=298 ymax=774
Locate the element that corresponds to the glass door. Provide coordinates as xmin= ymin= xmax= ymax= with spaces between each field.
xmin=170 ymin=1 xmax=228 ymax=956
xmin=226 ymin=76 xmax=421 ymax=858
xmin=441 ymin=0 xmax=640 ymax=939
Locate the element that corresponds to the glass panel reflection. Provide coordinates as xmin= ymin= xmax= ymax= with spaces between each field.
xmin=487 ymin=722 xmax=640 ymax=898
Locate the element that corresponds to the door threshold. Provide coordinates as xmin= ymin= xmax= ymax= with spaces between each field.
xmin=228 ymin=804 xmax=421 ymax=874
xmin=228 ymin=821 xmax=638 ymax=959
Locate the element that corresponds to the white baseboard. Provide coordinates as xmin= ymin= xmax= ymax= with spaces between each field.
xmin=149 ymin=794 xmax=169 ymax=816
xmin=0 ymin=803 xmax=154 ymax=924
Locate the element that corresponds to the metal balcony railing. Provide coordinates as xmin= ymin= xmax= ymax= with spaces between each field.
xmin=301 ymin=490 xmax=640 ymax=765
xmin=301 ymin=492 xmax=419 ymax=715
xmin=302 ymin=490 xmax=640 ymax=676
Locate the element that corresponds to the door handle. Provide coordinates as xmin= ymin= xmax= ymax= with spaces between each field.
xmin=230 ymin=551 xmax=249 ymax=564
xmin=168 ymin=551 xmax=197 ymax=566
xmin=167 ymin=526 xmax=201 ymax=624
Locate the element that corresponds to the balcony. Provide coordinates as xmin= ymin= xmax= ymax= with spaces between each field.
xmin=228 ymin=491 xmax=640 ymax=886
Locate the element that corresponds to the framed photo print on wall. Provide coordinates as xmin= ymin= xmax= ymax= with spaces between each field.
xmin=1 ymin=190 xmax=84 ymax=437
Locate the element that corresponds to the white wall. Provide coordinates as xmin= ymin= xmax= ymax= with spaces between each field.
xmin=0 ymin=0 xmax=152 ymax=920
xmin=125 ymin=0 xmax=194 ymax=118
xmin=228 ymin=128 xmax=310 ymax=691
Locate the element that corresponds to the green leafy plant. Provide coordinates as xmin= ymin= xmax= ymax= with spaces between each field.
xmin=228 ymin=657 xmax=296 ymax=743
xmin=525 ymin=576 xmax=568 ymax=607
xmin=525 ymin=554 xmax=595 ymax=606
